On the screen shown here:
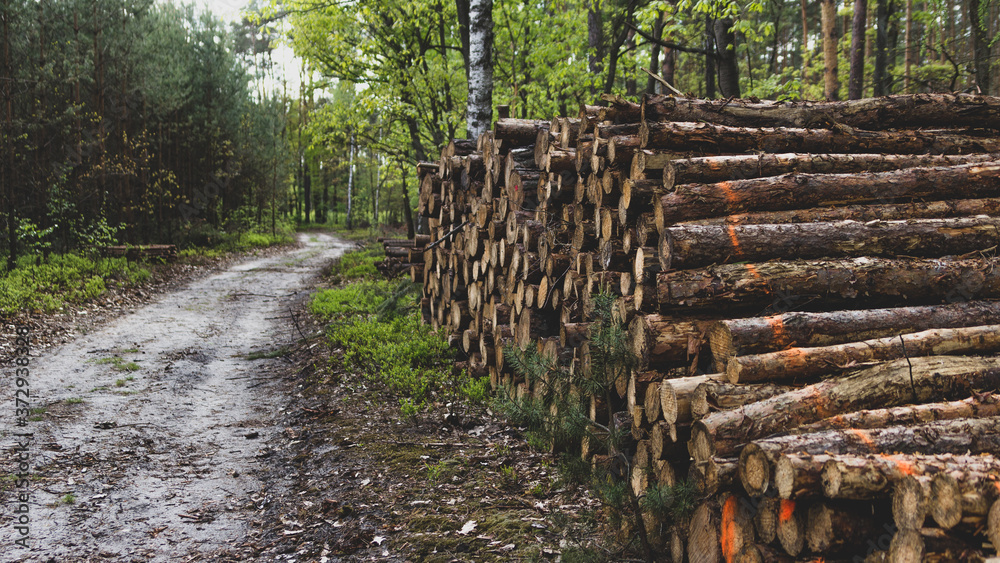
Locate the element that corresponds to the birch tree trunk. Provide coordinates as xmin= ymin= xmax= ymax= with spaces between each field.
xmin=346 ymin=133 xmax=355 ymax=230
xmin=466 ymin=0 xmax=493 ymax=140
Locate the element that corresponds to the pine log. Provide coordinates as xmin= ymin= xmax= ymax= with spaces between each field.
xmin=627 ymin=314 xmax=715 ymax=370
xmin=819 ymin=453 xmax=996 ymax=504
xmin=675 ymin=197 xmax=1000 ymax=227
xmin=689 ymin=457 xmax=739 ymax=496
xmin=691 ymin=381 xmax=796 ymax=421
xmin=663 ymin=217 xmax=1000 ymax=271
xmin=661 ymin=152 xmax=1000 ymax=185
xmin=796 ymin=394 xmax=1000 ymax=434
xmin=639 ymin=120 xmax=1000 ymax=155
xmin=688 ymin=356 xmax=1000 ymax=463
xmin=739 ymin=417 xmax=1000 ymax=503
xmin=657 ymin=256 xmax=1000 ymax=311
xmin=709 ymin=301 xmax=1000 ymax=366
xmin=776 ymin=499 xmax=806 ymax=556
xmin=893 ymin=476 xmax=931 ymax=530
xmin=659 ymin=374 xmax=721 ymax=424
xmin=727 ymin=324 xmax=1000 ymax=384
xmin=806 ymin=501 xmax=878 ymax=554
xmin=494 ymin=118 xmax=548 ymax=145
xmin=720 ymin=493 xmax=757 ymax=563
xmin=688 ymin=501 xmax=721 ymax=563
xmin=754 ymin=496 xmax=781 ymax=545
xmin=640 ymin=93 xmax=1000 ymax=130
xmin=771 ymin=453 xmax=832 ymax=499
xmin=654 ymin=162 xmax=1000 ymax=228
xmin=929 ymin=462 xmax=1000 ymax=529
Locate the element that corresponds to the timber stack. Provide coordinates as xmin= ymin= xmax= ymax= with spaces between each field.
xmin=378 ymin=234 xmax=431 ymax=278
xmin=409 ymin=93 xmax=1000 ymax=562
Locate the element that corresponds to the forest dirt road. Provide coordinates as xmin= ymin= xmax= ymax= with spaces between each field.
xmin=1 ymin=233 xmax=353 ymax=562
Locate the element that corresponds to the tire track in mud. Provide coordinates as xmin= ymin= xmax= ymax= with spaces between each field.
xmin=1 ymin=233 xmax=353 ymax=562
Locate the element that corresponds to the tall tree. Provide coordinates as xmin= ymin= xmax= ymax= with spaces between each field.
xmin=466 ymin=0 xmax=493 ymax=139
xmin=714 ymin=17 xmax=741 ymax=97
xmin=849 ymin=0 xmax=868 ymax=98
xmin=968 ymin=0 xmax=991 ymax=94
xmin=821 ymin=0 xmax=840 ymax=100
xmin=873 ymin=0 xmax=891 ymax=95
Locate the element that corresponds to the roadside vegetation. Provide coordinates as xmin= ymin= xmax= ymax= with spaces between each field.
xmin=310 ymin=246 xmax=488 ymax=417
xmin=1 ymin=220 xmax=294 ymax=316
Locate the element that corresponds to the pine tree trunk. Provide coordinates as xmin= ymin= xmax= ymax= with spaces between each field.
xmin=727 ymin=324 xmax=1000 ymax=384
xmin=641 ymin=121 xmax=1000 ymax=159
xmin=849 ymin=0 xmax=868 ymax=98
xmin=655 ymin=161 xmax=1000 ymax=227
xmin=709 ymin=301 xmax=1000 ymax=362
xmin=657 ymin=256 xmax=1000 ymax=311
xmin=658 ymin=152 xmax=1000 ymax=186
xmin=664 ymin=216 xmax=1000 ymax=271
xmin=821 ymin=0 xmax=840 ymax=100
xmin=797 ymin=394 xmax=1000 ymax=434
xmin=675 ymin=197 xmax=1000 ymax=227
xmin=689 ymin=356 xmax=1000 ymax=462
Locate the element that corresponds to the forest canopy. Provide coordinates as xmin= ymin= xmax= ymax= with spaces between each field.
xmin=269 ymin=0 xmax=1000 ymax=233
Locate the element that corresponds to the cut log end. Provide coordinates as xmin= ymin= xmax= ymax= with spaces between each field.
xmin=739 ymin=443 xmax=771 ymax=497
xmin=892 ymin=475 xmax=927 ymax=531
xmin=988 ymin=499 xmax=1000 ymax=553
xmin=688 ymin=502 xmax=720 ymax=563
xmin=929 ymin=473 xmax=962 ymax=530
xmin=776 ymin=499 xmax=805 ymax=556
xmin=887 ymin=529 xmax=924 ymax=563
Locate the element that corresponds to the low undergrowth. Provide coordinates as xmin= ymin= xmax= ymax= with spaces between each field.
xmin=0 ymin=253 xmax=151 ymax=315
xmin=310 ymin=248 xmax=487 ymax=413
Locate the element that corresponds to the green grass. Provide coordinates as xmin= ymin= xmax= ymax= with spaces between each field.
xmin=60 ymin=494 xmax=76 ymax=505
xmin=65 ymin=398 xmax=84 ymax=404
xmin=0 ymin=253 xmax=151 ymax=315
xmin=94 ymin=356 xmax=141 ymax=372
xmin=310 ymin=280 xmax=399 ymax=320
xmin=114 ymin=375 xmax=135 ymax=387
xmin=327 ymin=247 xmax=385 ymax=281
xmin=312 ymin=277 xmax=486 ymax=412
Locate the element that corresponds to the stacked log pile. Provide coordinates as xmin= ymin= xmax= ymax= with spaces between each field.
xmin=409 ymin=93 xmax=1000 ymax=562
xmin=378 ymin=235 xmax=430 ymax=278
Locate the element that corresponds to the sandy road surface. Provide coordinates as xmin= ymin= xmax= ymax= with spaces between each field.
xmin=1 ymin=233 xmax=352 ymax=562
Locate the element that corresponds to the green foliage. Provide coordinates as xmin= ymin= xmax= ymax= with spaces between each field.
xmin=313 ymin=277 xmax=484 ymax=409
xmin=329 ymin=248 xmax=386 ymax=281
xmin=95 ymin=357 xmax=142 ymax=372
xmin=640 ymin=480 xmax=699 ymax=522
xmin=0 ymin=253 xmax=151 ymax=315
xmin=327 ymin=313 xmax=452 ymax=403
xmin=310 ymin=280 xmax=401 ymax=320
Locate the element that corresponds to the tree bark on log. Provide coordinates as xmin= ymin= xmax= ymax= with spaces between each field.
xmin=639 ymin=93 xmax=1000 ymax=130
xmin=806 ymin=501 xmax=878 ymax=554
xmin=663 ymin=217 xmax=1000 ymax=271
xmin=674 ymin=197 xmax=1000 ymax=227
xmin=657 ymin=256 xmax=1000 ymax=311
xmin=639 ymin=121 xmax=1000 ymax=155
xmin=654 ymin=162 xmax=1000 ymax=227
xmin=727 ymin=324 xmax=1000 ymax=384
xmin=659 ymin=373 xmax=720 ymax=424
xmin=660 ymin=152 xmax=1000 ymax=186
xmin=691 ymin=381 xmax=796 ymax=421
xmin=689 ymin=356 xmax=1000 ymax=463
xmin=709 ymin=301 xmax=1000 ymax=364
xmin=796 ymin=394 xmax=1000 ymax=434
xmin=627 ymin=314 xmax=715 ymax=369
xmin=928 ymin=463 xmax=1000 ymax=529
xmin=742 ymin=417 xmax=1000 ymax=499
